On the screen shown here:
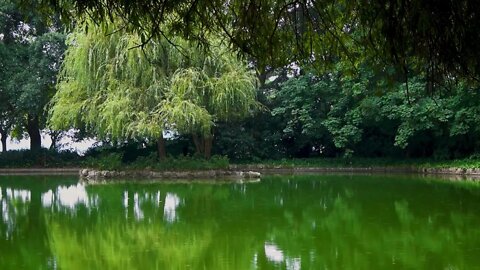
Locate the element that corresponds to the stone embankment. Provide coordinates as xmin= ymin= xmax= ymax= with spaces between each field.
xmin=0 ymin=168 xmax=80 ymax=175
xmin=230 ymin=165 xmax=480 ymax=176
xmin=79 ymin=169 xmax=261 ymax=182
xmin=419 ymin=167 xmax=480 ymax=175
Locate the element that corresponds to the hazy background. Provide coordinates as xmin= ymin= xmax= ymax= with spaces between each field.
xmin=7 ymin=132 xmax=96 ymax=155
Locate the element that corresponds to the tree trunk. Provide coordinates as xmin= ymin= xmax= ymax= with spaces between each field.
xmin=258 ymin=70 xmax=267 ymax=88
xmin=192 ymin=134 xmax=204 ymax=156
xmin=192 ymin=134 xmax=214 ymax=159
xmin=26 ymin=116 xmax=42 ymax=151
xmin=204 ymin=136 xmax=213 ymax=159
xmin=0 ymin=132 xmax=7 ymax=152
xmin=49 ymin=140 xmax=56 ymax=151
xmin=0 ymin=124 xmax=12 ymax=153
xmin=157 ymin=135 xmax=167 ymax=161
xmin=49 ymin=131 xmax=60 ymax=151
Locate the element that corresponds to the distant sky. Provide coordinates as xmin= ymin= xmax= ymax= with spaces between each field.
xmin=7 ymin=131 xmax=97 ymax=155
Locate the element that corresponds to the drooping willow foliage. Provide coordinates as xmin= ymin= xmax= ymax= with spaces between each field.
xmin=48 ymin=20 xmax=259 ymax=142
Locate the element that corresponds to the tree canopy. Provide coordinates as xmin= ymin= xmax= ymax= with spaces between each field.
xmin=49 ymin=19 xmax=259 ymax=158
xmin=0 ymin=1 xmax=66 ymax=151
xmin=29 ymin=0 xmax=480 ymax=83
xmin=2 ymin=0 xmax=480 ymax=163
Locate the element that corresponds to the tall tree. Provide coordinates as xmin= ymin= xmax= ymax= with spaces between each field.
xmin=49 ymin=20 xmax=259 ymax=159
xmin=0 ymin=1 xmax=65 ymax=151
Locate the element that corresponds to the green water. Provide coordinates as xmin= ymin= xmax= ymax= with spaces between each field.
xmin=1 ymin=174 xmax=480 ymax=270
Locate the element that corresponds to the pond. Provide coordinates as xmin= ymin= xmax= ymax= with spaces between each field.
xmin=1 ymin=174 xmax=480 ymax=269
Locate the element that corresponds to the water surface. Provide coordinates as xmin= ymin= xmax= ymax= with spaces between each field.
xmin=1 ymin=174 xmax=480 ymax=269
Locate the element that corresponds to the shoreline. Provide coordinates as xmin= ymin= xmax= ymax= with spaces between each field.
xmin=1 ymin=166 xmax=480 ymax=181
xmin=230 ymin=165 xmax=480 ymax=176
xmin=0 ymin=168 xmax=80 ymax=175
xmin=79 ymin=168 xmax=261 ymax=182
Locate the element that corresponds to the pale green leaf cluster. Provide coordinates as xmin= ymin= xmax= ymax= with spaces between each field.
xmin=49 ymin=20 xmax=259 ymax=141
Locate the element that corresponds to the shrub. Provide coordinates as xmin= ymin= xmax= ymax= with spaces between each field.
xmin=83 ymin=153 xmax=123 ymax=170
xmin=0 ymin=149 xmax=80 ymax=168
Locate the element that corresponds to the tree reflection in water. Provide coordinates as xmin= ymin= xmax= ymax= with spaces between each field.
xmin=1 ymin=174 xmax=480 ymax=269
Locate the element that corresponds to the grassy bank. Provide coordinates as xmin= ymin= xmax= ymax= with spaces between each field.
xmin=0 ymin=150 xmax=229 ymax=171
xmin=2 ymin=149 xmax=480 ymax=172
xmin=83 ymin=153 xmax=230 ymax=171
xmin=235 ymin=157 xmax=480 ymax=170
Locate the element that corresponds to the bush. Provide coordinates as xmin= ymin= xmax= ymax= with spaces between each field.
xmin=129 ymin=155 xmax=230 ymax=171
xmin=0 ymin=149 xmax=81 ymax=168
xmin=83 ymin=153 xmax=123 ymax=170
xmin=82 ymin=151 xmax=230 ymax=171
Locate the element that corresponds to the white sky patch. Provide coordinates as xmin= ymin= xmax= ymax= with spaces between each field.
xmin=266 ymin=75 xmax=279 ymax=83
xmin=55 ymin=184 xmax=90 ymax=209
xmin=4 ymin=128 xmax=181 ymax=154
xmin=163 ymin=193 xmax=180 ymax=223
xmin=124 ymin=191 xmax=129 ymax=219
xmin=287 ymin=62 xmax=301 ymax=77
xmin=123 ymin=191 xmax=129 ymax=209
xmin=2 ymin=188 xmax=31 ymax=239
xmin=6 ymin=188 xmax=31 ymax=202
xmin=2 ymin=200 xmax=9 ymax=226
xmin=59 ymin=137 xmax=98 ymax=155
xmin=41 ymin=184 xmax=98 ymax=210
xmin=264 ymin=243 xmax=284 ymax=263
xmin=134 ymin=193 xmax=144 ymax=221
xmin=252 ymin=253 xmax=258 ymax=269
xmin=6 ymin=131 xmax=97 ymax=155
xmin=156 ymin=191 xmax=161 ymax=207
xmin=286 ymin=258 xmax=301 ymax=270
xmin=41 ymin=190 xmax=53 ymax=208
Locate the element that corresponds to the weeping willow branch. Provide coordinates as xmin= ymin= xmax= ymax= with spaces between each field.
xmin=49 ymin=19 xmax=260 ymax=143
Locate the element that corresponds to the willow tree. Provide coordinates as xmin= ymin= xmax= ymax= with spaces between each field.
xmin=49 ymin=20 xmax=259 ymax=159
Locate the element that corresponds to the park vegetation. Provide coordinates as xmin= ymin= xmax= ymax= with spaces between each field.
xmin=2 ymin=0 xmax=480 ymax=170
xmin=48 ymin=19 xmax=259 ymax=160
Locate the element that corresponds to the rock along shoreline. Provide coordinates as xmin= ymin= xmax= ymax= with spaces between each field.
xmin=79 ymin=168 xmax=262 ymax=183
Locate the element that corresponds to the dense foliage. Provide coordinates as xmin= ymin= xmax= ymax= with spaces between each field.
xmin=0 ymin=1 xmax=66 ymax=151
xmin=2 ymin=0 xmax=480 ymax=169
xmin=0 ymin=149 xmax=80 ymax=167
xmin=48 ymin=20 xmax=259 ymax=160
xmin=29 ymin=0 xmax=480 ymax=85
xmin=212 ymin=63 xmax=480 ymax=161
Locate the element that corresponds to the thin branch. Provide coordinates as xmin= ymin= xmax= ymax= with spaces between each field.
xmin=268 ymin=1 xmax=300 ymax=47
xmin=105 ymin=24 xmax=127 ymax=36
xmin=207 ymin=0 xmax=254 ymax=57
xmin=126 ymin=1 xmax=187 ymax=58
